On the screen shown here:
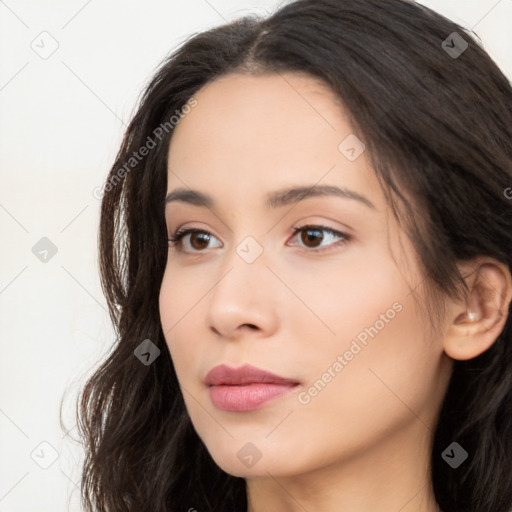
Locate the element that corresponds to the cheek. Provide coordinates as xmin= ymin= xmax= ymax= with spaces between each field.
xmin=284 ymin=245 xmax=409 ymax=341
xmin=296 ymin=248 xmax=435 ymax=420
xmin=302 ymin=286 xmax=437 ymax=439
xmin=158 ymin=269 xmax=200 ymax=377
xmin=269 ymin=299 xmax=435 ymax=473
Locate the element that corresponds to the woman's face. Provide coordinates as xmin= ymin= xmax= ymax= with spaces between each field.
xmin=159 ymin=71 xmax=451 ymax=478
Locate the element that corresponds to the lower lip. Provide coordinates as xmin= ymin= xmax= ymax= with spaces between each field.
xmin=208 ymin=383 xmax=298 ymax=412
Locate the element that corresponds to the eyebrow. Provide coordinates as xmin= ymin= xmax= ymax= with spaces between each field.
xmin=164 ymin=184 xmax=376 ymax=211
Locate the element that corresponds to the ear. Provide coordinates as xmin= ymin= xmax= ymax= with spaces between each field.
xmin=444 ymin=256 xmax=512 ymax=361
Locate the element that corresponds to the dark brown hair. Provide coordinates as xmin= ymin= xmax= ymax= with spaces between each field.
xmin=66 ymin=1 xmax=512 ymax=510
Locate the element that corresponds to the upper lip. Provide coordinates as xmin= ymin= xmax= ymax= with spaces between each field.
xmin=204 ymin=364 xmax=299 ymax=386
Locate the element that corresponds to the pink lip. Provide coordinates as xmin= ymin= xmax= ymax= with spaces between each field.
xmin=204 ymin=364 xmax=300 ymax=412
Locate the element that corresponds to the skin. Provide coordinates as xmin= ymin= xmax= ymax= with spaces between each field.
xmin=158 ymin=71 xmax=512 ymax=512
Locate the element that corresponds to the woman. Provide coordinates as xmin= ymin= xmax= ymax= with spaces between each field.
xmin=74 ymin=1 xmax=512 ymax=511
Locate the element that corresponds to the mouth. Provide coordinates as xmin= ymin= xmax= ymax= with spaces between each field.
xmin=204 ymin=364 xmax=300 ymax=412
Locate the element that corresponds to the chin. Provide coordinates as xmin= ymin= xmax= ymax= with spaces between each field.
xmin=205 ymin=444 xmax=304 ymax=479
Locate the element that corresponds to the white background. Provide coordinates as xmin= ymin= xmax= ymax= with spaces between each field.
xmin=1 ymin=1 xmax=511 ymax=511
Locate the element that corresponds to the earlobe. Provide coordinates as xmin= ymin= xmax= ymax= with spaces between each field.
xmin=444 ymin=257 xmax=512 ymax=361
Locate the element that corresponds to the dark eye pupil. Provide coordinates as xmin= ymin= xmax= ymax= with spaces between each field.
xmin=301 ymin=228 xmax=323 ymax=247
xmin=191 ymin=232 xmax=210 ymax=250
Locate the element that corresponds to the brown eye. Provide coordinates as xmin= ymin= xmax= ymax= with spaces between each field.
xmin=290 ymin=225 xmax=350 ymax=253
xmin=168 ymin=228 xmax=222 ymax=252
xmin=189 ymin=231 xmax=211 ymax=250
xmin=300 ymin=227 xmax=324 ymax=248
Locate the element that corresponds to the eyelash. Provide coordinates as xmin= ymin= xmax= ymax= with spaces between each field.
xmin=167 ymin=224 xmax=351 ymax=254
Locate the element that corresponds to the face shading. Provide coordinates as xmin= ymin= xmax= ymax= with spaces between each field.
xmin=159 ymin=71 xmax=452 ymax=509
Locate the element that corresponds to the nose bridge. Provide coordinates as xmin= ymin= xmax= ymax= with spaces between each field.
xmin=215 ymin=234 xmax=268 ymax=302
xmin=206 ymin=233 xmax=277 ymax=336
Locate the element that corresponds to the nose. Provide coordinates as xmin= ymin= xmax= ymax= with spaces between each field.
xmin=205 ymin=246 xmax=279 ymax=340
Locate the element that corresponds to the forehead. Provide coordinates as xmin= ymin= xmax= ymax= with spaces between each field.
xmin=166 ymin=71 xmax=382 ymax=211
xmin=168 ymin=71 xmax=344 ymax=158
